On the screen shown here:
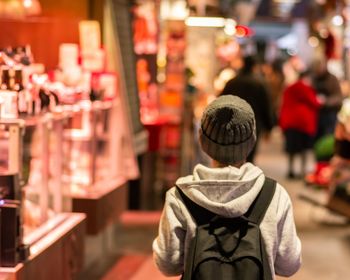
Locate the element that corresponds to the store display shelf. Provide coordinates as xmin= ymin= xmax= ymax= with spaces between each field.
xmin=70 ymin=177 xmax=127 ymax=199
xmin=298 ymin=187 xmax=328 ymax=207
xmin=63 ymin=129 xmax=94 ymax=141
xmin=23 ymin=213 xmax=68 ymax=246
xmin=0 ymin=213 xmax=86 ymax=280
xmin=22 ymin=115 xmax=50 ymax=127
xmin=327 ymin=195 xmax=350 ymax=219
xmin=0 ymin=119 xmax=25 ymax=126
xmin=299 ymin=187 xmax=350 ymax=219
xmin=63 ymin=133 xmax=109 ymax=142
xmin=71 ymin=177 xmax=128 ymax=235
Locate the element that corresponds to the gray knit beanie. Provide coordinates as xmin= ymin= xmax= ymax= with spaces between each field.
xmin=199 ymin=95 xmax=256 ymax=164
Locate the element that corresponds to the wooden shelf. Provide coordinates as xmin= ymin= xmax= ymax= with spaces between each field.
xmin=0 ymin=213 xmax=86 ymax=280
xmin=72 ymin=178 xmax=128 ymax=235
xmin=299 ymin=187 xmax=350 ymax=219
xmin=328 ymin=195 xmax=350 ymax=219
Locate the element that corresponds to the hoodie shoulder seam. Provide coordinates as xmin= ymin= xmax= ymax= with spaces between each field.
xmin=169 ymin=188 xmax=186 ymax=219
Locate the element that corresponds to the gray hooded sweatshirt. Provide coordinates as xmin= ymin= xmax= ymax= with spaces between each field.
xmin=153 ymin=163 xmax=302 ymax=278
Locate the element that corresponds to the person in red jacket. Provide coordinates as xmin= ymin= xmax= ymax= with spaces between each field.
xmin=279 ymin=70 xmax=322 ymax=179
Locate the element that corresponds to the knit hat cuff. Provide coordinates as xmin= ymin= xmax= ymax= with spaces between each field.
xmin=199 ymin=128 xmax=256 ymax=164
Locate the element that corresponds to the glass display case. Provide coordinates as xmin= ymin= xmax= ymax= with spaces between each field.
xmin=0 ymin=120 xmax=25 ymax=267
xmin=18 ymin=113 xmax=71 ymax=243
xmin=65 ymin=98 xmax=139 ymax=235
xmin=62 ymin=100 xmax=115 ymax=195
xmin=0 ymin=120 xmax=24 ymax=178
xmin=0 ymin=108 xmax=74 ymax=267
xmin=50 ymin=110 xmax=72 ymax=212
xmin=0 ymin=114 xmax=85 ymax=271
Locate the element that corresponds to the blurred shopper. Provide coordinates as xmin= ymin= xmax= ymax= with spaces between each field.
xmin=265 ymin=58 xmax=286 ymax=125
xmin=312 ymin=59 xmax=343 ymax=140
xmin=220 ymin=55 xmax=274 ymax=163
xmin=279 ymin=70 xmax=322 ymax=179
xmin=153 ymin=95 xmax=302 ymax=278
xmin=283 ymin=55 xmax=306 ymax=86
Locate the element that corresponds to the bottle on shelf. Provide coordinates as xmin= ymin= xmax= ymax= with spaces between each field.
xmin=1 ymin=67 xmax=10 ymax=90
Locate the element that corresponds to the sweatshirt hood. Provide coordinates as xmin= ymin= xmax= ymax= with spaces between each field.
xmin=176 ymin=163 xmax=265 ymax=217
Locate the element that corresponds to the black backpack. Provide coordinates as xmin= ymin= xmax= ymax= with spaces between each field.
xmin=176 ymin=177 xmax=276 ymax=280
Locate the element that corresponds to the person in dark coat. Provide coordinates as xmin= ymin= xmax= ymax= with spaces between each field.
xmin=312 ymin=59 xmax=343 ymax=140
xmin=220 ymin=56 xmax=274 ymax=163
xmin=279 ymin=70 xmax=322 ymax=178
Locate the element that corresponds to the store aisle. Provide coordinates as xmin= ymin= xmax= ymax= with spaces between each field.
xmin=100 ymin=128 xmax=350 ymax=280
xmin=99 ymin=211 xmax=180 ymax=280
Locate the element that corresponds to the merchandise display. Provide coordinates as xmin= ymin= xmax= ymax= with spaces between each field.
xmin=0 ymin=120 xmax=27 ymax=267
xmin=62 ymin=100 xmax=115 ymax=194
xmin=22 ymin=114 xmax=71 ymax=235
xmin=0 ymin=200 xmax=23 ymax=267
xmin=2 ymin=0 xmax=350 ymax=278
xmin=157 ymin=20 xmax=186 ymax=189
xmin=0 ymin=48 xmax=74 ymax=250
xmin=0 ymin=0 xmax=145 ymax=274
xmin=0 ymin=18 xmax=136 ymax=268
xmin=132 ymin=2 xmax=159 ymax=123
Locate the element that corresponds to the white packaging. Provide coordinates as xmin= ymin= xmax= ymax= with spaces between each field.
xmin=98 ymin=73 xmax=117 ymax=100
xmin=0 ymin=90 xmax=18 ymax=119
xmin=79 ymin=20 xmax=101 ymax=52
xmin=81 ymin=49 xmax=106 ymax=72
xmin=59 ymin=43 xmax=79 ymax=70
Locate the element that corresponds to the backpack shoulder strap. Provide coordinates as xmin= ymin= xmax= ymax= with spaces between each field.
xmin=176 ymin=186 xmax=216 ymax=225
xmin=244 ymin=177 xmax=276 ymax=224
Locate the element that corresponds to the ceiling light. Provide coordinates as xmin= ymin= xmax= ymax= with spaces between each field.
xmin=332 ymin=15 xmax=344 ymax=26
xmin=224 ymin=19 xmax=237 ymax=36
xmin=23 ymin=0 xmax=32 ymax=8
xmin=185 ymin=17 xmax=226 ymax=27
xmin=24 ymin=0 xmax=41 ymax=16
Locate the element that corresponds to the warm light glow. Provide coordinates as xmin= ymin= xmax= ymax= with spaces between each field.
xmin=308 ymin=36 xmax=320 ymax=48
xmin=160 ymin=0 xmax=188 ymax=20
xmin=0 ymin=0 xmax=26 ymax=18
xmin=157 ymin=72 xmax=166 ymax=83
xmin=224 ymin=19 xmax=236 ymax=36
xmin=157 ymin=57 xmax=167 ymax=68
xmin=23 ymin=0 xmax=42 ymax=16
xmin=185 ymin=17 xmax=226 ymax=27
xmin=23 ymin=0 xmax=33 ymax=8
